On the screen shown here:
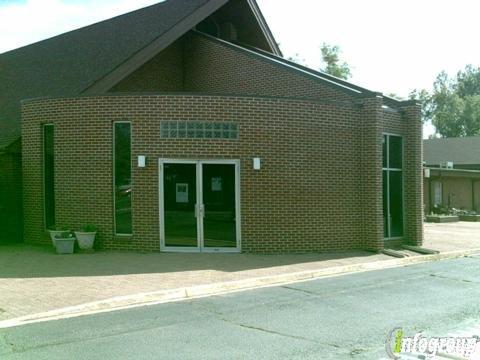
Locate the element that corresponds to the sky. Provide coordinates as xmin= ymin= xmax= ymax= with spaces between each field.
xmin=1 ymin=0 xmax=479 ymax=137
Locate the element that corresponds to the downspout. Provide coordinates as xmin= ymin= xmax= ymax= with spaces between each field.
xmin=472 ymin=179 xmax=475 ymax=212
xmin=428 ymin=177 xmax=432 ymax=214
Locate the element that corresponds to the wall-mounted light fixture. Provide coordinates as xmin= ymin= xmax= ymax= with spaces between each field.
xmin=138 ymin=155 xmax=146 ymax=168
xmin=253 ymin=157 xmax=261 ymax=171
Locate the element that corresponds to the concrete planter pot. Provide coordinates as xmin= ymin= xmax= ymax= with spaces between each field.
xmin=54 ymin=237 xmax=75 ymax=254
xmin=48 ymin=230 xmax=65 ymax=245
xmin=459 ymin=214 xmax=480 ymax=222
xmin=425 ymin=215 xmax=460 ymax=223
xmin=74 ymin=231 xmax=97 ymax=250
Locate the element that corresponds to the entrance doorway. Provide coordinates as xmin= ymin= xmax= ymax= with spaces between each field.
xmin=159 ymin=159 xmax=241 ymax=252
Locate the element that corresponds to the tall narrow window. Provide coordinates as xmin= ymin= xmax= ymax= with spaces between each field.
xmin=114 ymin=122 xmax=132 ymax=235
xmin=382 ymin=134 xmax=404 ymax=239
xmin=43 ymin=124 xmax=55 ymax=229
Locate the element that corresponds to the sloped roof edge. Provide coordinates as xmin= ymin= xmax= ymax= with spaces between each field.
xmin=83 ymin=0 xmax=228 ymax=94
xmin=195 ymin=31 xmax=373 ymax=98
xmin=246 ymin=0 xmax=282 ymax=56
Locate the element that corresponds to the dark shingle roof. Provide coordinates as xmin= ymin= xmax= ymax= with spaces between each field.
xmin=0 ymin=0 xmax=212 ymax=148
xmin=424 ymin=137 xmax=480 ymax=166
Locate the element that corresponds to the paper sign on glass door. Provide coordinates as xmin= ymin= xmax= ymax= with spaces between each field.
xmin=176 ymin=183 xmax=188 ymax=203
xmin=211 ymin=177 xmax=222 ymax=191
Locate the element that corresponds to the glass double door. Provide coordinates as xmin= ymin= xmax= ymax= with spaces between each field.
xmin=159 ymin=160 xmax=240 ymax=252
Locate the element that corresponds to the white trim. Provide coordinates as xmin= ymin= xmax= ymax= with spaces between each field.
xmin=246 ymin=0 xmax=282 ymax=56
xmin=382 ymin=131 xmax=403 ymax=137
xmin=200 ymin=159 xmax=242 ymax=253
xmin=158 ymin=159 xmax=199 ymax=252
xmin=158 ymin=159 xmax=241 ymax=253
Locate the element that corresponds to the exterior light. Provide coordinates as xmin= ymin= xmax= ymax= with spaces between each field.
xmin=138 ymin=155 xmax=146 ymax=168
xmin=253 ymin=158 xmax=261 ymax=171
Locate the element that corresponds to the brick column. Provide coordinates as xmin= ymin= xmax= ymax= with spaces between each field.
xmin=360 ymin=94 xmax=384 ymax=251
xmin=400 ymin=100 xmax=424 ymax=246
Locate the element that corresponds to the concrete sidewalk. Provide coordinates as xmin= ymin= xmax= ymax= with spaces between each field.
xmin=1 ymin=222 xmax=480 ymax=326
xmin=0 ymin=246 xmax=392 ymax=322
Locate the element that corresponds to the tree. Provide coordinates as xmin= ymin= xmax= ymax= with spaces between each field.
xmin=410 ymin=65 xmax=480 ymax=137
xmin=287 ymin=53 xmax=306 ymax=66
xmin=409 ymin=89 xmax=432 ymax=124
xmin=320 ymin=43 xmax=351 ymax=80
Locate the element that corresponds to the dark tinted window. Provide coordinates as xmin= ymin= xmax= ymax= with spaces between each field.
xmin=43 ymin=124 xmax=55 ymax=229
xmin=388 ymin=135 xmax=403 ymax=169
xmin=382 ymin=135 xmax=387 ymax=168
xmin=114 ymin=122 xmax=132 ymax=235
xmin=382 ymin=170 xmax=388 ymax=238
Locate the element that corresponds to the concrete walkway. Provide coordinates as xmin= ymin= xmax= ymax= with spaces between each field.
xmin=424 ymin=221 xmax=480 ymax=252
xmin=1 ymin=222 xmax=480 ymax=325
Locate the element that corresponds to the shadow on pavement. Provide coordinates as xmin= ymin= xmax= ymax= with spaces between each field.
xmin=0 ymin=243 xmax=378 ymax=278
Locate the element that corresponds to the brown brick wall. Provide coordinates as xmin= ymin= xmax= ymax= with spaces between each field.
xmin=111 ymin=40 xmax=185 ymax=92
xmin=380 ymin=103 xmax=423 ymax=246
xmin=400 ymin=104 xmax=424 ymax=246
xmin=23 ymin=94 xmax=377 ymax=253
xmin=424 ymin=176 xmax=480 ymax=213
xmin=184 ymin=33 xmax=354 ymax=101
xmin=361 ymin=96 xmax=384 ymax=251
xmin=22 ymin=93 xmax=423 ymax=253
xmin=110 ymin=32 xmax=356 ymax=104
xmin=21 ymin=34 xmax=424 ymax=253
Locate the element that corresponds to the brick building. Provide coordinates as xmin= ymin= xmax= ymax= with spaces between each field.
xmin=1 ymin=0 xmax=423 ymax=252
xmin=424 ymin=137 xmax=480 ymax=214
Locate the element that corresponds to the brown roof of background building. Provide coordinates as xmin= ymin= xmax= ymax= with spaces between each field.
xmin=424 ymin=136 xmax=480 ymax=166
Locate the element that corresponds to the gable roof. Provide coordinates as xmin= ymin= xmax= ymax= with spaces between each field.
xmin=0 ymin=0 xmax=233 ymax=149
xmin=424 ymin=136 xmax=480 ymax=166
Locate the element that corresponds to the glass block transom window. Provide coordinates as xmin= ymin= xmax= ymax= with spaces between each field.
xmin=160 ymin=121 xmax=239 ymax=140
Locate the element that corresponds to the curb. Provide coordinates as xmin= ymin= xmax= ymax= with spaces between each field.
xmin=1 ymin=248 xmax=479 ymax=329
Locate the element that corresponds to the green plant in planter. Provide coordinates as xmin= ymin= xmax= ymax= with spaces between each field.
xmin=81 ymin=224 xmax=97 ymax=232
xmin=48 ymin=225 xmax=69 ymax=231
xmin=47 ymin=225 xmax=70 ymax=245
xmin=55 ymin=231 xmax=75 ymax=239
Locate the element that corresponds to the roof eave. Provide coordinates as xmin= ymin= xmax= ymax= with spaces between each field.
xmin=196 ymin=32 xmax=369 ymax=97
xmin=246 ymin=0 xmax=282 ymax=56
xmin=82 ymin=0 xmax=229 ymax=95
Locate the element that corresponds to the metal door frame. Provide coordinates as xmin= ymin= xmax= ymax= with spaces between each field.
xmin=159 ymin=159 xmax=241 ymax=253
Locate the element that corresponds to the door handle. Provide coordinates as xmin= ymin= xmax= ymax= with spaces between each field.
xmin=194 ymin=204 xmax=205 ymax=218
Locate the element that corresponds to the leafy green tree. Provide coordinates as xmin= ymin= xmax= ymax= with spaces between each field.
xmin=409 ymin=89 xmax=433 ymax=124
xmin=320 ymin=43 xmax=351 ymax=80
xmin=411 ymin=65 xmax=480 ymax=137
xmin=287 ymin=53 xmax=306 ymax=66
xmin=456 ymin=65 xmax=480 ymax=97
